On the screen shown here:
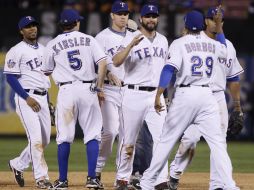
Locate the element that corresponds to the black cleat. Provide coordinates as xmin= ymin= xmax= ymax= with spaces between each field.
xmin=8 ymin=161 xmax=24 ymax=187
xmin=155 ymin=182 xmax=170 ymax=190
xmin=85 ymin=176 xmax=104 ymax=189
xmin=214 ymin=189 xmax=223 ymax=190
xmin=48 ymin=179 xmax=68 ymax=190
xmin=168 ymin=177 xmax=179 ymax=190
xmin=96 ymin=172 xmax=101 ymax=181
xmin=129 ymin=177 xmax=141 ymax=190
xmin=36 ymin=179 xmax=52 ymax=189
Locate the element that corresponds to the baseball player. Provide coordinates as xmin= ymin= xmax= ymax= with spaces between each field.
xmin=41 ymin=9 xmax=107 ymax=190
xmin=140 ymin=10 xmax=240 ymax=190
xmin=112 ymin=4 xmax=169 ymax=189
xmin=4 ymin=16 xmax=52 ymax=188
xmin=94 ymin=2 xmax=131 ymax=185
xmin=168 ymin=7 xmax=244 ymax=190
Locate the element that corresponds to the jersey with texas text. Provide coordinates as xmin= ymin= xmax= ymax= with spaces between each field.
xmin=95 ymin=28 xmax=132 ymax=80
xmin=210 ymin=39 xmax=244 ymax=92
xmin=118 ymin=30 xmax=168 ymax=87
xmin=4 ymin=41 xmax=50 ymax=90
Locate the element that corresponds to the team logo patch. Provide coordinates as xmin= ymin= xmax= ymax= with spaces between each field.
xmin=7 ymin=59 xmax=16 ymax=68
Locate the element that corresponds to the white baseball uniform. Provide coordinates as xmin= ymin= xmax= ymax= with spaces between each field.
xmin=169 ymin=37 xmax=244 ymax=190
xmin=4 ymin=41 xmax=51 ymax=180
xmin=95 ymin=28 xmax=132 ymax=173
xmin=116 ymin=30 xmax=169 ymax=185
xmin=141 ymin=32 xmax=239 ymax=190
xmin=42 ymin=31 xmax=106 ymax=144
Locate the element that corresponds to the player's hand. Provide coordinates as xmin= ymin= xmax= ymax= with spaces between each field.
xmin=154 ymin=98 xmax=165 ymax=115
xmin=97 ymin=91 xmax=105 ymax=107
xmin=107 ymin=71 xmax=122 ymax=87
xmin=130 ymin=34 xmax=144 ymax=48
xmin=26 ymin=96 xmax=41 ymax=112
xmin=213 ymin=6 xmax=223 ymax=24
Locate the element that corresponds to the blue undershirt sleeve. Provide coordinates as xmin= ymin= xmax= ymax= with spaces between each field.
xmin=227 ymin=75 xmax=240 ymax=82
xmin=216 ymin=33 xmax=227 ymax=46
xmin=6 ymin=74 xmax=29 ymax=100
xmin=159 ymin=65 xmax=175 ymax=88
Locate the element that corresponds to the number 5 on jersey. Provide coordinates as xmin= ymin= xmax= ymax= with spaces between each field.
xmin=67 ymin=50 xmax=82 ymax=70
xmin=191 ymin=56 xmax=213 ymax=77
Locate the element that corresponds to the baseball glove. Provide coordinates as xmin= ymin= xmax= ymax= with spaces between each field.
xmin=49 ymin=102 xmax=55 ymax=126
xmin=227 ymin=111 xmax=244 ymax=136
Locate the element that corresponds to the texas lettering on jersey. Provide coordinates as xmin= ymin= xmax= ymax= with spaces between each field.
xmin=134 ymin=46 xmax=167 ymax=60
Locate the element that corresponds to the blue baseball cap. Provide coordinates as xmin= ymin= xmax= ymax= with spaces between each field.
xmin=141 ymin=4 xmax=159 ymax=17
xmin=60 ymin=9 xmax=84 ymax=25
xmin=184 ymin=10 xmax=204 ymax=31
xmin=111 ymin=1 xmax=129 ymax=13
xmin=206 ymin=7 xmax=225 ymax=19
xmin=18 ymin=16 xmax=39 ymax=30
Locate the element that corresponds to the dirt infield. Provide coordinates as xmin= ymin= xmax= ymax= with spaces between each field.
xmin=0 ymin=172 xmax=253 ymax=189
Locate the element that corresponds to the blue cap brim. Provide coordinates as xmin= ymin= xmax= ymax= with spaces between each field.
xmin=19 ymin=21 xmax=39 ymax=30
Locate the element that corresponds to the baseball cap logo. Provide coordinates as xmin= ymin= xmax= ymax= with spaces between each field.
xmin=26 ymin=16 xmax=32 ymax=21
xmin=149 ymin=5 xmax=154 ymax=11
xmin=120 ymin=2 xmax=125 ymax=7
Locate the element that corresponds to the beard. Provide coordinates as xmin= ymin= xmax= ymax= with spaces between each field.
xmin=141 ymin=21 xmax=158 ymax=32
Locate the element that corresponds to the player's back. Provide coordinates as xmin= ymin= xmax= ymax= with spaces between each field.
xmin=46 ymin=31 xmax=100 ymax=83
xmin=170 ymin=31 xmax=227 ymax=87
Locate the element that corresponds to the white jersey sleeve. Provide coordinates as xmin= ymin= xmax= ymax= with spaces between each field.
xmin=42 ymin=42 xmax=55 ymax=73
xmin=4 ymin=47 xmax=21 ymax=75
xmin=90 ymin=37 xmax=107 ymax=65
xmin=95 ymin=32 xmax=106 ymax=54
xmin=225 ymin=40 xmax=244 ymax=79
xmin=166 ymin=40 xmax=182 ymax=71
xmin=215 ymin=41 xmax=227 ymax=60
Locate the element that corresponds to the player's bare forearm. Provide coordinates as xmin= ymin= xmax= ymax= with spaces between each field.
xmin=113 ymin=46 xmax=132 ymax=67
xmin=97 ymin=59 xmax=107 ymax=89
xmin=228 ymin=81 xmax=242 ymax=111
xmin=155 ymin=87 xmax=166 ymax=114
xmin=113 ymin=34 xmax=143 ymax=67
xmin=214 ymin=6 xmax=224 ymax=34
xmin=156 ymin=87 xmax=165 ymax=100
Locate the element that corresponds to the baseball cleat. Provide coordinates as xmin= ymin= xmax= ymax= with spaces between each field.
xmin=48 ymin=179 xmax=68 ymax=190
xmin=155 ymin=181 xmax=170 ymax=190
xmin=96 ymin=172 xmax=101 ymax=181
xmin=168 ymin=177 xmax=179 ymax=190
xmin=115 ymin=180 xmax=129 ymax=190
xmin=36 ymin=179 xmax=52 ymax=189
xmin=214 ymin=189 xmax=223 ymax=190
xmin=8 ymin=161 xmax=25 ymax=187
xmin=129 ymin=177 xmax=141 ymax=190
xmin=85 ymin=176 xmax=104 ymax=189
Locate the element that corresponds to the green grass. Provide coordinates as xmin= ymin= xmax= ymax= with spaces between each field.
xmin=0 ymin=137 xmax=253 ymax=173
